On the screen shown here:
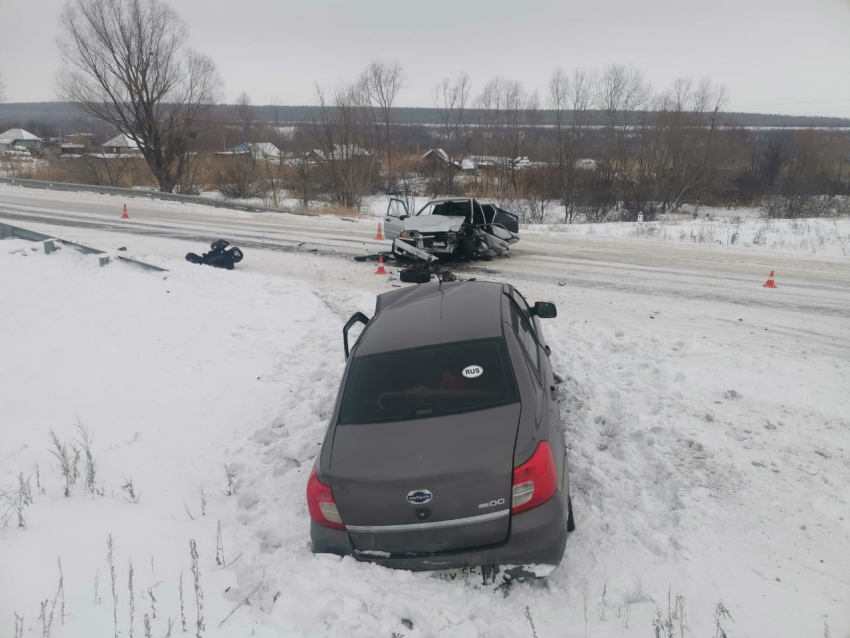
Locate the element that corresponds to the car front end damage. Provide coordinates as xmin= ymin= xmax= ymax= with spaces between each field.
xmin=385 ymin=198 xmax=519 ymax=263
xmin=391 ymin=228 xmax=469 ymax=262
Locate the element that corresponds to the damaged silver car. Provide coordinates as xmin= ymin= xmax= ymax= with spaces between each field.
xmin=384 ymin=198 xmax=519 ymax=262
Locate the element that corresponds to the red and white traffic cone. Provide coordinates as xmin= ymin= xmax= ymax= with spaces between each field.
xmin=762 ymin=270 xmax=777 ymax=288
xmin=121 ymin=204 xmax=129 ymax=219
xmin=375 ymin=223 xmax=384 ymax=241
xmin=374 ymin=256 xmax=388 ymax=275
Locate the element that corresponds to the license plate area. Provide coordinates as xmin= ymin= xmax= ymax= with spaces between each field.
xmin=430 ymin=565 xmax=483 ymax=582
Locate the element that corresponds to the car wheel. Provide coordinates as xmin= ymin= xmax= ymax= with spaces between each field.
xmin=567 ymin=497 xmax=576 ymax=533
xmin=400 ymin=268 xmax=431 ymax=284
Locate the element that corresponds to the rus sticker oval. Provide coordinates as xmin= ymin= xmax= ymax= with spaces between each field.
xmin=462 ymin=365 xmax=483 ymax=379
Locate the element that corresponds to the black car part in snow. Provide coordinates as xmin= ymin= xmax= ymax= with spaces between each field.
xmin=185 ymin=239 xmax=244 ymax=270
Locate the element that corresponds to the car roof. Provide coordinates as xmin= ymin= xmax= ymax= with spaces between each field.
xmin=418 ymin=198 xmax=496 ymax=206
xmin=354 ymin=281 xmax=507 ymax=357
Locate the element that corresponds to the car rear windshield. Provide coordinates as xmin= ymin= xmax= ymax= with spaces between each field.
xmin=338 ymin=338 xmax=517 ymax=425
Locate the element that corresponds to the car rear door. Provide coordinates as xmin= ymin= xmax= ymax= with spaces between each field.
xmin=508 ymin=292 xmax=566 ymax=491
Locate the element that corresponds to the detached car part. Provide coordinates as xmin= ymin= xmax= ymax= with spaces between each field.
xmin=185 ymin=239 xmax=244 ymax=270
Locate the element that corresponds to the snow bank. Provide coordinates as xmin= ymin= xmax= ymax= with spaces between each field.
xmin=1 ymin=234 xmax=848 ymax=638
xmin=527 ymin=216 xmax=850 ymax=257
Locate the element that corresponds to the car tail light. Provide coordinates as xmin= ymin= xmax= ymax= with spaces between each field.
xmin=307 ymin=467 xmax=345 ymax=530
xmin=511 ymin=441 xmax=557 ymax=515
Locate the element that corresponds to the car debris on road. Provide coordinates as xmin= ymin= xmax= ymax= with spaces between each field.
xmin=185 ymin=239 xmax=244 ymax=270
xmin=354 ymin=251 xmax=460 ymax=284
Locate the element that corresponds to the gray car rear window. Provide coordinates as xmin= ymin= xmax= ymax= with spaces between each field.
xmin=338 ymin=338 xmax=518 ymax=425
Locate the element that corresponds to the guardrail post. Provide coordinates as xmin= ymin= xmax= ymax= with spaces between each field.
xmin=98 ymin=256 xmax=111 ymax=267
xmin=43 ymin=240 xmax=57 ymax=255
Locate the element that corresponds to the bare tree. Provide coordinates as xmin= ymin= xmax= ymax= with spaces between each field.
xmin=310 ymin=83 xmax=377 ymax=210
xmin=474 ymin=78 xmax=540 ymax=195
xmin=595 ymin=64 xmax=652 ymax=217
xmin=757 ymin=138 xmax=788 ymax=191
xmin=644 ymin=77 xmax=730 ymax=211
xmin=692 ymin=79 xmax=729 ymax=212
xmin=0 ymin=72 xmax=6 ymax=104
xmin=430 ymin=72 xmax=472 ymax=194
xmin=549 ymin=68 xmax=598 ymax=222
xmin=234 ymin=92 xmax=254 ymax=144
xmin=260 ymin=99 xmax=286 ymax=207
xmin=57 ymin=0 xmax=222 ymax=192
xmin=360 ymin=60 xmax=405 ymax=188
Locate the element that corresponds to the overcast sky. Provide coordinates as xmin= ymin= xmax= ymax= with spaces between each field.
xmin=2 ymin=0 xmax=850 ymax=117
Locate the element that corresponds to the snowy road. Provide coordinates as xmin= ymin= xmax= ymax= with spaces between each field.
xmin=2 ymin=184 xmax=849 ymax=638
xmin=2 ymin=184 xmax=849 ymax=311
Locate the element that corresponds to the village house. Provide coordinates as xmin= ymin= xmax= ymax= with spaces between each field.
xmin=101 ymin=133 xmax=142 ymax=155
xmin=0 ymin=128 xmax=43 ymax=151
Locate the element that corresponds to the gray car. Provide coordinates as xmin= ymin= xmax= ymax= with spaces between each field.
xmin=384 ymin=198 xmax=520 ymax=262
xmin=307 ymin=281 xmax=574 ymax=580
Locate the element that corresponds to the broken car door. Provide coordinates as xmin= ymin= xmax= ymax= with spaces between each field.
xmin=384 ymin=198 xmax=409 ymax=240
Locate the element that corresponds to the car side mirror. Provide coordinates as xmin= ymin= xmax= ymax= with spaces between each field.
xmin=531 ymin=302 xmax=557 ymax=319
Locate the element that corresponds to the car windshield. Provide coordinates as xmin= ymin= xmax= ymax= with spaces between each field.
xmin=338 ymin=338 xmax=517 ymax=424
xmin=417 ymin=201 xmax=469 ymax=219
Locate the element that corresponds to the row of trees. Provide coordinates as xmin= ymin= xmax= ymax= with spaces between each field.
xmin=302 ymin=61 xmax=848 ymax=220
xmin=40 ymin=0 xmax=850 ymax=221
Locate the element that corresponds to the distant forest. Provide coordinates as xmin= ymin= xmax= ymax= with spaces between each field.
xmin=2 ymin=102 xmax=850 ymax=132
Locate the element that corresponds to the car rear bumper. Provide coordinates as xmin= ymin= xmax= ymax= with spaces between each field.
xmin=310 ymin=494 xmax=567 ymax=576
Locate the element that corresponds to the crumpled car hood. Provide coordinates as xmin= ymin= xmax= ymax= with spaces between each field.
xmin=402 ymin=215 xmax=465 ymax=234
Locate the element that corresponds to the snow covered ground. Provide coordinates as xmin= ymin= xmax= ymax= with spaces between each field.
xmin=530 ymin=215 xmax=850 ymax=258
xmin=1 ymin=186 xmax=850 ymax=638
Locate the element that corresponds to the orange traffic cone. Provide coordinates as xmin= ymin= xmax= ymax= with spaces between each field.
xmin=121 ymin=204 xmax=129 ymax=219
xmin=374 ymin=256 xmax=388 ymax=275
xmin=762 ymin=270 xmax=777 ymax=288
xmin=375 ymin=222 xmax=384 ymax=241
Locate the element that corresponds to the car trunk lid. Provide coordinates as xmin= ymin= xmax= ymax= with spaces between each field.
xmin=330 ymin=404 xmax=519 ymax=555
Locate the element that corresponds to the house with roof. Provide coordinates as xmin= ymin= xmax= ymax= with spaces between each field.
xmin=215 ymin=142 xmax=281 ymax=160
xmin=0 ymin=128 xmax=43 ymax=150
xmin=102 ymin=133 xmax=142 ymax=155
xmin=310 ymin=144 xmax=372 ymax=162
xmin=465 ymin=155 xmax=506 ymax=172
xmin=421 ymin=148 xmax=463 ymax=170
xmin=462 ymin=154 xmax=547 ymax=172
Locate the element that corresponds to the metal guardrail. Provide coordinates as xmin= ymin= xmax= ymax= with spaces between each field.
xmin=0 ymin=221 xmax=167 ymax=272
xmin=0 ymin=176 xmax=315 ymax=217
